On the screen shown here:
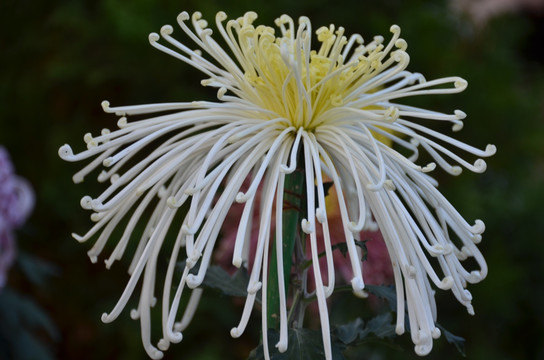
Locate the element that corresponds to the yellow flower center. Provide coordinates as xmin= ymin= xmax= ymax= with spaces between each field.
xmin=232 ymin=16 xmax=398 ymax=132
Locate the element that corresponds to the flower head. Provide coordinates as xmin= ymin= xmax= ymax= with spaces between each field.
xmin=59 ymin=12 xmax=495 ymax=359
xmin=0 ymin=146 xmax=34 ymax=288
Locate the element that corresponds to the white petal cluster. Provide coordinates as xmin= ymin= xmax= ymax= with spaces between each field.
xmin=59 ymin=11 xmax=495 ymax=359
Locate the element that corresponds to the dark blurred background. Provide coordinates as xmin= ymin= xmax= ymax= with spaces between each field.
xmin=1 ymin=0 xmax=543 ymax=359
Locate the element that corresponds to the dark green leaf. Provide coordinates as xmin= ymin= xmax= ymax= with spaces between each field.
xmin=437 ymin=324 xmax=466 ymax=357
xmin=16 ymin=252 xmax=60 ymax=287
xmin=249 ymin=328 xmax=345 ymax=360
xmin=0 ymin=288 xmax=59 ymax=341
xmin=333 ymin=312 xmax=396 ymax=347
xmin=0 ymin=288 xmax=58 ymax=360
xmin=354 ymin=240 xmax=368 ymax=262
xmin=201 ymin=265 xmax=249 ymax=297
xmin=366 ymin=285 xmax=397 ymax=311
xmin=366 ymin=312 xmax=396 ymax=339
xmin=335 ymin=318 xmax=364 ymax=344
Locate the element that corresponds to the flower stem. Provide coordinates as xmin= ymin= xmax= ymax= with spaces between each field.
xmin=267 ymin=150 xmax=306 ymax=329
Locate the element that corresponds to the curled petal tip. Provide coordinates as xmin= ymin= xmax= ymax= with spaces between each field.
xmin=390 ymin=24 xmax=401 ymax=33
xmin=100 ymin=100 xmax=110 ymax=111
xmin=201 ymin=28 xmax=213 ymax=37
xmin=71 ymin=233 xmax=85 ymax=243
xmin=83 ymin=132 xmax=92 ymax=143
xmin=422 ymin=162 xmax=436 ymax=172
xmin=405 ymin=265 xmax=417 ymax=278
xmin=442 ymin=244 xmax=453 ymax=254
xmin=471 ymin=219 xmax=486 ymax=234
xmin=467 ymin=271 xmax=482 ymax=283
xmin=178 ymin=11 xmax=190 ymax=22
xmin=279 ymin=163 xmax=295 ymax=173
xmin=384 ymin=106 xmax=399 ymax=122
xmin=235 ymin=191 xmax=249 ymax=203
xmin=58 ymin=144 xmax=74 ymax=160
xmin=230 ymin=327 xmax=242 ymax=338
xmin=96 ymin=170 xmax=108 ymax=182
xmin=315 ymin=208 xmax=326 ymax=223
xmin=217 ymin=87 xmax=227 ymax=99
xmin=463 ymin=289 xmax=473 ymax=302
xmin=149 ymin=33 xmax=160 ymax=44
xmin=186 ymin=274 xmax=200 ymax=288
xmin=301 ymin=219 xmax=314 ymax=234
xmin=184 ymin=186 xmax=198 ymax=195
xmin=167 ymin=196 xmax=180 ymax=208
xmin=72 ymin=174 xmax=84 ymax=184
xmin=170 ymin=331 xmax=183 ymax=343
xmin=454 ymin=109 xmax=467 ymax=119
xmin=485 ymin=144 xmax=497 ymax=156
xmin=473 ymin=158 xmax=487 ymax=173
xmin=130 ymin=308 xmax=139 ymax=320
xmin=438 ymin=276 xmax=454 ymax=290
xmin=232 ymin=258 xmax=242 ymax=268
xmin=88 ymin=253 xmax=98 ymax=264
xmin=275 ymin=340 xmax=288 ymax=353
xmin=353 ymin=288 xmax=368 ymax=298
xmin=247 ymin=281 xmax=262 ymax=294
xmin=102 ymin=157 xmax=113 ymax=167
xmin=181 ymin=224 xmax=192 ymax=235
xmin=148 ymin=348 xmax=164 ymax=360
xmin=104 ymin=258 xmax=114 ymax=269
xmin=348 ymin=221 xmax=363 ymax=233
xmin=90 ymin=212 xmax=102 ymax=222
xmin=415 ymin=343 xmax=432 ymax=356
xmin=101 ymin=312 xmax=114 ymax=323
xmin=161 ymin=25 xmax=173 ymax=35
xmin=384 ymin=179 xmax=396 ymax=191
xmin=80 ymin=195 xmax=93 ymax=209
xmin=117 ymin=117 xmax=128 ymax=128
xmin=395 ymin=38 xmax=407 ymax=50
xmin=432 ymin=243 xmax=453 ymax=255
xmin=157 ymin=339 xmax=170 ymax=351
xmin=455 ymin=78 xmax=468 ymax=89
xmin=91 ymin=199 xmax=103 ymax=211
xmin=351 ymin=277 xmax=367 ymax=298
xmin=451 ymin=166 xmax=463 ymax=175
xmin=186 ymin=256 xmax=199 ymax=269
xmin=452 ymin=121 xmax=464 ymax=132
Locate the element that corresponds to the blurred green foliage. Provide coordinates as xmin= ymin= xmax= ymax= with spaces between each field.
xmin=1 ymin=0 xmax=543 ymax=359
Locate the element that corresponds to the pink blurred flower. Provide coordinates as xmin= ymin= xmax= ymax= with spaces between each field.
xmin=0 ymin=146 xmax=34 ymax=288
xmin=217 ymin=184 xmax=393 ymax=287
xmin=452 ymin=0 xmax=544 ymax=25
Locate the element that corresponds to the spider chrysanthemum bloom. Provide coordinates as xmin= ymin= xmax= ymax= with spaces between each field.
xmin=59 ymin=11 xmax=495 ymax=359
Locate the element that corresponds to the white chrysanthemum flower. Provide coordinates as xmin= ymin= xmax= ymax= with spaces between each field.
xmin=59 ymin=11 xmax=495 ymax=359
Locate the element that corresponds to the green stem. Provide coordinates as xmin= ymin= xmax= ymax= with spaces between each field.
xmin=267 ymin=151 xmax=305 ymax=329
